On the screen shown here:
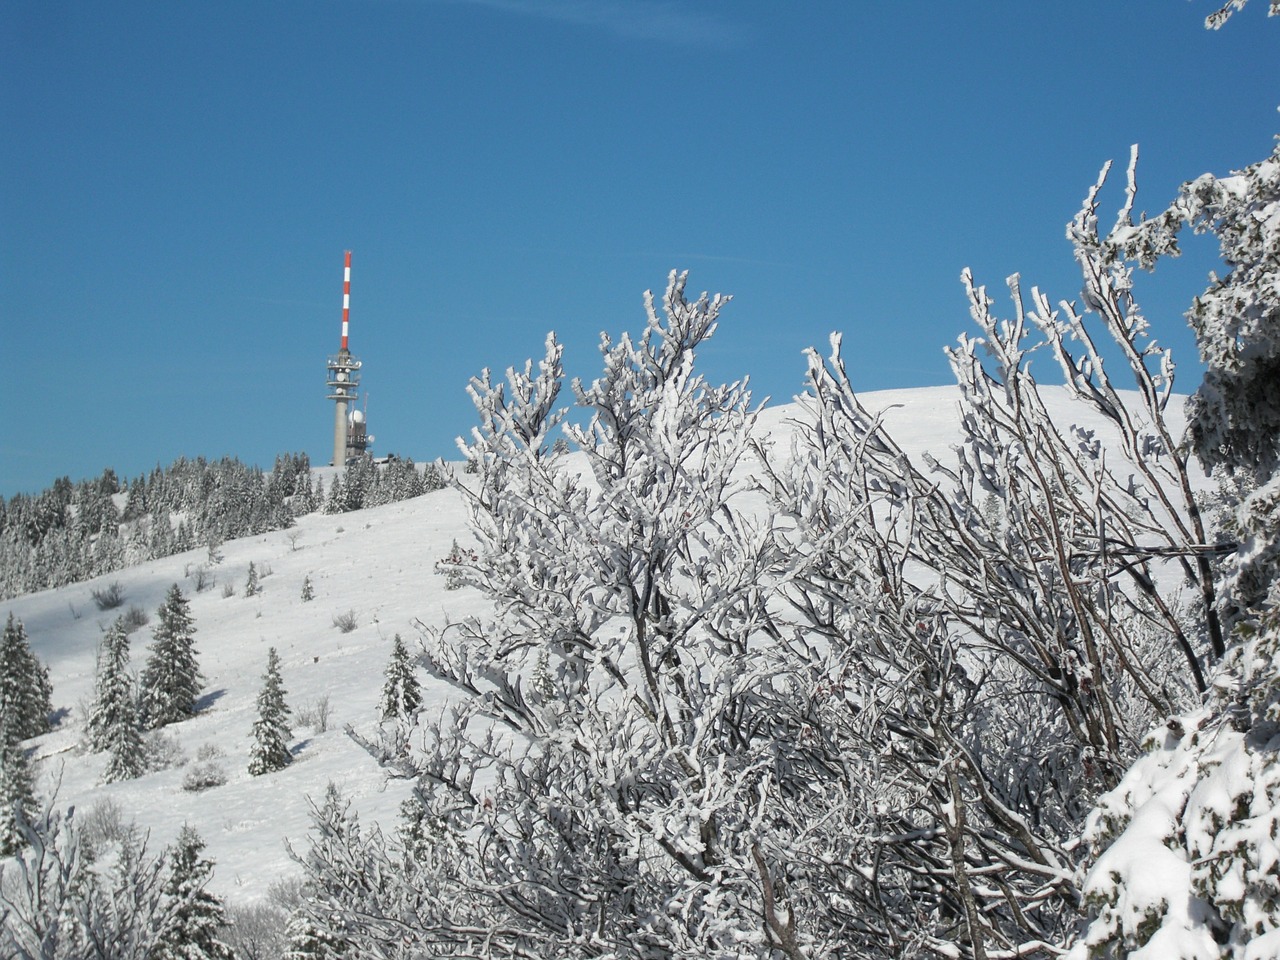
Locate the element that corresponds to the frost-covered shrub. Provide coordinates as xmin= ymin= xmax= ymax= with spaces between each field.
xmin=120 ymin=604 xmax=150 ymax=634
xmin=92 ymin=581 xmax=126 ymax=610
xmin=190 ymin=564 xmax=213 ymax=593
xmin=220 ymin=901 xmax=289 ymax=960
xmin=331 ymin=610 xmax=357 ymax=633
xmin=81 ymin=796 xmax=137 ymax=854
xmin=296 ymin=695 xmax=331 ymax=733
xmin=183 ymin=742 xmax=228 ymax=792
xmin=145 ymin=730 xmax=187 ymax=771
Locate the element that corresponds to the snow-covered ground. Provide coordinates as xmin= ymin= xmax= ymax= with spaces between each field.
xmin=3 ymin=385 xmax=1189 ymax=908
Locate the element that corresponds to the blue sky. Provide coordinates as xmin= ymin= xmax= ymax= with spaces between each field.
xmin=2 ymin=1 xmax=1277 ymax=496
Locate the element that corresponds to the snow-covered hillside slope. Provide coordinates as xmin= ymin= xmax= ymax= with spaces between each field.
xmin=2 ymin=385 xmax=1192 ymax=907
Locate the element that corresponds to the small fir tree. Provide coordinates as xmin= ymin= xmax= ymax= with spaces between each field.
xmin=244 ymin=561 xmax=260 ymax=598
xmin=0 ymin=613 xmax=53 ymax=743
xmin=379 ymin=634 xmax=421 ymax=722
xmin=323 ymin=475 xmax=344 ymax=515
xmin=0 ymin=740 xmax=36 ymax=856
xmin=89 ymin=619 xmax=146 ymax=782
xmin=140 ymin=584 xmax=203 ymax=729
xmin=301 ymin=575 xmax=314 ymax=602
xmin=434 ymin=539 xmax=476 ymax=590
xmin=283 ymin=909 xmax=348 ymax=959
xmin=248 ymin=647 xmax=292 ymax=775
xmin=153 ymin=824 xmax=235 ymax=960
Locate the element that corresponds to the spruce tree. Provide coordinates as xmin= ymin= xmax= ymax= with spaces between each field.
xmin=88 ymin=617 xmax=146 ymax=782
xmin=140 ymin=584 xmax=203 ymax=729
xmin=323 ymin=475 xmax=344 ymax=514
xmin=0 ymin=740 xmax=36 ymax=856
xmin=301 ymin=575 xmax=314 ymax=602
xmin=283 ymin=909 xmax=348 ymax=959
xmin=153 ymin=824 xmax=235 ymax=960
xmin=0 ymin=613 xmax=53 ymax=743
xmin=248 ymin=647 xmax=292 ymax=775
xmin=244 ymin=561 xmax=260 ymax=597
xmin=379 ymin=634 xmax=421 ymax=722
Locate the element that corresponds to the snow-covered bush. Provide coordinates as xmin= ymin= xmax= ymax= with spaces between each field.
xmin=145 ymin=730 xmax=187 ymax=772
xmin=91 ymin=582 xmax=125 ymax=611
xmin=119 ymin=605 xmax=149 ymax=634
xmin=321 ymin=272 xmax=791 ymax=956
xmin=1 ymin=801 xmax=235 ymax=960
xmin=182 ymin=743 xmax=228 ymax=793
xmin=219 ymin=901 xmax=289 ymax=960
xmin=296 ymin=694 xmax=332 ymax=733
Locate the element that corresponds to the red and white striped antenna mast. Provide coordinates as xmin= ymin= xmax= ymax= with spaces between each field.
xmin=340 ymin=249 xmax=352 ymax=351
xmin=325 ymin=250 xmax=365 ymax=466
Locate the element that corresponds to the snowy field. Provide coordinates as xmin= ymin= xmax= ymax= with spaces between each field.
xmin=3 ymin=384 xmax=1191 ymax=909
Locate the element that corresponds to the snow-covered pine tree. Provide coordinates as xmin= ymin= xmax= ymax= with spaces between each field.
xmin=248 ymin=647 xmax=292 ymax=775
xmin=0 ymin=740 xmax=36 ymax=856
xmin=0 ymin=612 xmax=53 ymax=743
xmin=152 ymin=824 xmax=234 ymax=960
xmin=88 ymin=616 xmax=147 ymax=782
xmin=283 ymin=910 xmax=349 ymax=960
xmin=244 ymin=561 xmax=260 ymax=598
xmin=301 ymin=575 xmax=314 ymax=602
xmin=378 ymin=634 xmax=420 ymax=723
xmin=322 ymin=475 xmax=343 ymax=515
xmin=140 ymin=584 xmax=204 ymax=729
xmin=434 ymin=538 xmax=475 ymax=590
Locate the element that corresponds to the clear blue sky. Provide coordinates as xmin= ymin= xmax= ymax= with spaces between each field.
xmin=2 ymin=1 xmax=1277 ymax=496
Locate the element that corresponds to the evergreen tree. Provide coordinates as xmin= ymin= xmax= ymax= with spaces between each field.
xmin=301 ymin=575 xmax=314 ymax=602
xmin=283 ymin=909 xmax=348 ymax=959
xmin=245 ymin=561 xmax=260 ymax=597
xmin=248 ymin=647 xmax=292 ymax=775
xmin=88 ymin=617 xmax=146 ymax=782
xmin=0 ymin=613 xmax=53 ymax=743
xmin=153 ymin=824 xmax=234 ymax=960
xmin=323 ymin=475 xmax=344 ymax=515
xmin=140 ymin=584 xmax=204 ymax=729
xmin=0 ymin=740 xmax=36 ymax=856
xmin=379 ymin=634 xmax=421 ymax=722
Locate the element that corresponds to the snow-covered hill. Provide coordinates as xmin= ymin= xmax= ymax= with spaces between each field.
xmin=2 ymin=384 xmax=1190 ymax=908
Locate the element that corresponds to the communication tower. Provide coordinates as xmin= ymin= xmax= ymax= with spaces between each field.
xmin=326 ymin=251 xmax=372 ymax=465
